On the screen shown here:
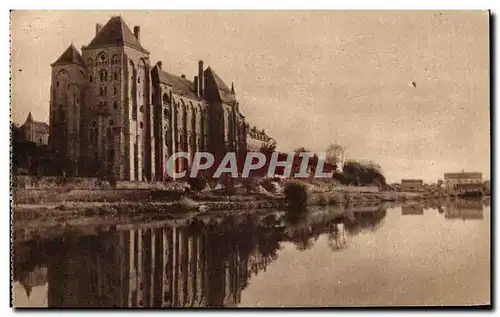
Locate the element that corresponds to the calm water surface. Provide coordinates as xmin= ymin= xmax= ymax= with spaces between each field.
xmin=12 ymin=199 xmax=490 ymax=307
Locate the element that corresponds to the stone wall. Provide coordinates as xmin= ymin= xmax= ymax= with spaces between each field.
xmin=13 ymin=175 xmax=110 ymax=190
xmin=12 ymin=175 xmax=190 ymax=191
xmin=332 ymin=185 xmax=379 ymax=193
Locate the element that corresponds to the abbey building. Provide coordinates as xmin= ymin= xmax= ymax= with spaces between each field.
xmin=49 ymin=16 xmax=254 ymax=181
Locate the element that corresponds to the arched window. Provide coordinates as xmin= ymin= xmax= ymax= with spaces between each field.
xmin=111 ymin=55 xmax=119 ymax=65
xmin=140 ymin=122 xmax=144 ymax=129
xmin=89 ymin=75 xmax=93 ymax=83
xmin=114 ymin=72 xmax=118 ymax=80
xmin=97 ymin=52 xmax=108 ymax=66
xmin=113 ymin=101 xmax=118 ymax=110
xmin=163 ymin=108 xmax=169 ymax=119
xmin=100 ymin=87 xmax=104 ymax=96
xmin=140 ymin=105 xmax=144 ymax=113
xmin=109 ymin=119 xmax=114 ymax=126
xmin=162 ymin=93 xmax=170 ymax=105
xmin=113 ymin=87 xmax=117 ymax=95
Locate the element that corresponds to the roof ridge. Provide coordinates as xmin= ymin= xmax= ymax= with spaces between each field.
xmin=52 ymin=44 xmax=85 ymax=67
xmin=85 ymin=16 xmax=148 ymax=53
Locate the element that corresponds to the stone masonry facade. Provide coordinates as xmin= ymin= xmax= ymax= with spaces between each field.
xmin=49 ymin=16 xmax=255 ymax=181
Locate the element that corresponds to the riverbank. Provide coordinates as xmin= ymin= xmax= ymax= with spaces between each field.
xmin=12 ymin=187 xmax=455 ymax=222
xmin=12 ymin=176 xmax=489 ymax=223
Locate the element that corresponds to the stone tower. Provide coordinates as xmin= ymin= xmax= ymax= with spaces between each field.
xmin=49 ymin=44 xmax=86 ymax=176
xmin=80 ymin=16 xmax=154 ymax=181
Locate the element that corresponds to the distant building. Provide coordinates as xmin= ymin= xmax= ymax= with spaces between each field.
xmin=401 ymin=179 xmax=423 ymax=192
xmin=18 ymin=112 xmax=49 ymax=146
xmin=483 ymin=180 xmax=491 ymax=195
xmin=246 ymin=125 xmax=273 ymax=152
xmin=444 ymin=172 xmax=482 ymax=193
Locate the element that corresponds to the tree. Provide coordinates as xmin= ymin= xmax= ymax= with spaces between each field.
xmin=437 ymin=179 xmax=443 ymax=189
xmin=325 ymin=143 xmax=345 ymax=169
xmin=342 ymin=159 xmax=387 ymax=187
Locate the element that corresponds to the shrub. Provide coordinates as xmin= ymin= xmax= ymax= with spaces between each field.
xmin=188 ymin=176 xmax=207 ymax=192
xmin=284 ymin=180 xmax=309 ymax=210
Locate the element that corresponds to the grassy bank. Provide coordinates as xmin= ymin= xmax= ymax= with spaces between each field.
xmin=12 ymin=179 xmax=448 ymax=223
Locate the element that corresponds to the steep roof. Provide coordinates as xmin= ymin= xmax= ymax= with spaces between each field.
xmin=51 ymin=44 xmax=85 ymax=67
xmin=21 ymin=112 xmax=49 ymax=134
xmin=85 ymin=16 xmax=148 ymax=53
xmin=157 ymin=69 xmax=199 ymax=100
xmin=204 ymin=67 xmax=237 ymax=103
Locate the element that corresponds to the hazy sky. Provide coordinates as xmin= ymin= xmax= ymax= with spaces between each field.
xmin=10 ymin=11 xmax=490 ymax=183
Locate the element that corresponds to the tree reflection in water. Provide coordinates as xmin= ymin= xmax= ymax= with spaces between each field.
xmin=282 ymin=203 xmax=388 ymax=252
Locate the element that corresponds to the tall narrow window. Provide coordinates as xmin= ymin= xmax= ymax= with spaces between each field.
xmin=132 ymin=105 xmax=137 ymax=120
xmin=113 ymin=87 xmax=117 ymax=95
xmin=114 ymin=72 xmax=118 ymax=80
xmin=100 ymin=87 xmax=104 ymax=96
xmin=113 ymin=101 xmax=118 ymax=110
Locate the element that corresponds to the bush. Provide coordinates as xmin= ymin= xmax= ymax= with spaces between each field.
xmin=188 ymin=176 xmax=207 ymax=192
xmin=284 ymin=180 xmax=309 ymax=210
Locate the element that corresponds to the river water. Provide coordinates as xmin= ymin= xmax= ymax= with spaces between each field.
xmin=12 ymin=198 xmax=490 ymax=307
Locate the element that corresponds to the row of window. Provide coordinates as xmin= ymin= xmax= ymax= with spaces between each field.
xmin=87 ymin=54 xmax=121 ymax=68
xmin=99 ymin=86 xmax=118 ymax=96
xmin=98 ymin=100 xmax=119 ymax=111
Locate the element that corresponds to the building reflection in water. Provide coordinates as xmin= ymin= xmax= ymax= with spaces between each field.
xmin=13 ymin=216 xmax=283 ymax=308
xmin=444 ymin=199 xmax=484 ymax=220
xmin=13 ymin=204 xmax=392 ymax=308
xmin=401 ymin=204 xmax=424 ymax=215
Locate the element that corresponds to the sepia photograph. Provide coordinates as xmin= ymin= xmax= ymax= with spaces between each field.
xmin=9 ymin=10 xmax=491 ymax=308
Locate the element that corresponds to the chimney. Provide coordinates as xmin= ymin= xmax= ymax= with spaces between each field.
xmin=134 ymin=26 xmax=140 ymax=41
xmin=198 ymin=60 xmax=204 ymax=96
xmin=96 ymin=23 xmax=103 ymax=35
xmin=194 ymin=76 xmax=199 ymax=98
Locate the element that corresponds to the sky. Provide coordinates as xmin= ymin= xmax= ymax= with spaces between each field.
xmin=10 ymin=10 xmax=490 ymax=183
